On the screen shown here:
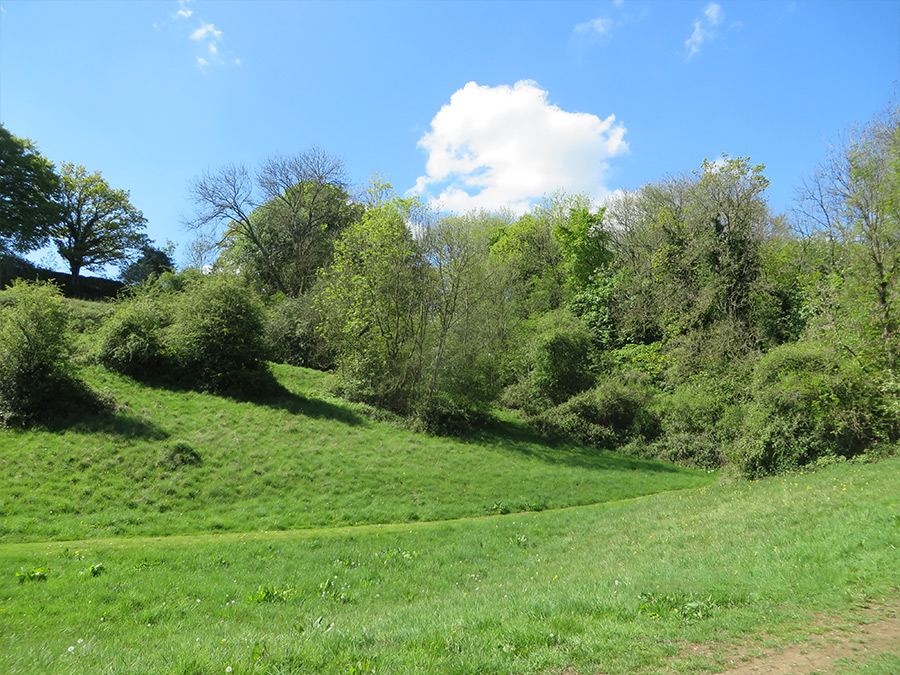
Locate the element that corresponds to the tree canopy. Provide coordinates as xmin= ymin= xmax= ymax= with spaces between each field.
xmin=51 ymin=163 xmax=147 ymax=278
xmin=0 ymin=124 xmax=61 ymax=254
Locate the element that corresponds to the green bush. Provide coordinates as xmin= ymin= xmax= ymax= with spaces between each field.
xmin=96 ymin=295 xmax=170 ymax=377
xmin=264 ymin=294 xmax=332 ymax=369
xmin=0 ymin=280 xmax=98 ymax=426
xmin=414 ymin=391 xmax=489 ymax=436
xmin=648 ymin=379 xmax=743 ymax=468
xmin=530 ymin=310 xmax=595 ymax=404
xmin=166 ymin=275 xmax=269 ymax=393
xmin=732 ymin=341 xmax=892 ymax=476
xmin=535 ymin=370 xmax=659 ymax=448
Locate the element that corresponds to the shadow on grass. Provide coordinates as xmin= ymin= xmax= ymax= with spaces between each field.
xmin=118 ymin=366 xmax=365 ymax=427
xmin=461 ymin=417 xmax=685 ymax=474
xmin=236 ymin=379 xmax=364 ymax=426
xmin=43 ymin=411 xmax=171 ymax=440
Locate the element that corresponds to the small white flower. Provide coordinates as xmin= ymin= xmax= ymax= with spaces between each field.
xmin=67 ymin=646 xmax=75 ymax=653
xmin=226 ymin=668 xmax=232 ymax=673
xmin=77 ymin=639 xmax=83 ymax=644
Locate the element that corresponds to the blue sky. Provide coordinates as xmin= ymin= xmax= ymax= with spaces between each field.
xmin=1 ymin=0 xmax=898 ymax=271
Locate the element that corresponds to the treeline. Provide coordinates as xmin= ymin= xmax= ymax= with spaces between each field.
xmin=1 ymin=108 xmax=897 ymax=476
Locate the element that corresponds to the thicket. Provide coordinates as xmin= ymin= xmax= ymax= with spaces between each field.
xmin=96 ymin=273 xmax=270 ymax=394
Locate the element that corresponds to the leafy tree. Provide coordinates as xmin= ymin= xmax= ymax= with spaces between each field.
xmin=797 ymin=104 xmax=900 ymax=368
xmin=317 ymin=195 xmax=433 ymax=412
xmin=167 ymin=274 xmax=269 ymax=393
xmin=51 ymin=163 xmax=147 ymax=278
xmin=121 ymin=242 xmax=175 ymax=285
xmin=416 ymin=211 xmax=515 ymax=429
xmin=602 ymin=157 xmax=772 ymax=357
xmin=0 ymin=124 xmax=61 ymax=253
xmin=188 ymin=148 xmax=356 ymax=296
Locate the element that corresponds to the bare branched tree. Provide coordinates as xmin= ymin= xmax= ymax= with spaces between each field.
xmin=185 ymin=148 xmax=353 ymax=295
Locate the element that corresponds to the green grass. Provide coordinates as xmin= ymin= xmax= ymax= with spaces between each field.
xmin=0 ymin=458 xmax=897 ymax=674
xmin=1 ymin=359 xmax=896 ymax=673
xmin=0 ymin=363 xmax=709 ymax=543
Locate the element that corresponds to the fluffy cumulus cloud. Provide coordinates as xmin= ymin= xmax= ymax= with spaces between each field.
xmin=685 ymin=2 xmax=723 ymax=59
xmin=413 ymin=81 xmax=627 ymax=214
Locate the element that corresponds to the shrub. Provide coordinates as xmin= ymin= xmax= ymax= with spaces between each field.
xmin=157 ymin=442 xmax=202 ymax=470
xmin=166 ymin=275 xmax=269 ymax=393
xmin=529 ymin=310 xmax=596 ymax=404
xmin=0 ymin=280 xmax=95 ymax=426
xmin=96 ymin=295 xmax=170 ymax=377
xmin=264 ymin=294 xmax=332 ymax=369
xmin=414 ymin=391 xmax=489 ymax=436
xmin=732 ymin=341 xmax=892 ymax=476
xmin=535 ymin=370 xmax=659 ymax=448
xmin=648 ymin=379 xmax=743 ymax=468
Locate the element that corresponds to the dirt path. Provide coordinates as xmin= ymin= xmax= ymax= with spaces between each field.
xmin=698 ymin=605 xmax=900 ymax=674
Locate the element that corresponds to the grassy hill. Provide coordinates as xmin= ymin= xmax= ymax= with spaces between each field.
xmin=0 ymin=363 xmax=709 ymax=543
xmin=0 ymin=363 xmax=897 ymax=674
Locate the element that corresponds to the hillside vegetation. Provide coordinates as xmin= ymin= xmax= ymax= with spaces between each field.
xmin=0 ymin=363 xmax=710 ymax=544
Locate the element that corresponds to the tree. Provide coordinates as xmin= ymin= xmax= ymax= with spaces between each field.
xmin=602 ymin=157 xmax=772 ymax=350
xmin=316 ymin=195 xmax=433 ymax=412
xmin=51 ymin=163 xmax=147 ymax=278
xmin=0 ymin=124 xmax=61 ymax=254
xmin=797 ymin=104 xmax=900 ymax=368
xmin=188 ymin=147 xmax=356 ymax=296
xmin=121 ymin=242 xmax=175 ymax=285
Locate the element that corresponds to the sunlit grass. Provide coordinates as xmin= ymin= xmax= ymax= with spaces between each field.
xmin=0 ymin=459 xmax=896 ymax=673
xmin=0 ymin=363 xmax=710 ymax=543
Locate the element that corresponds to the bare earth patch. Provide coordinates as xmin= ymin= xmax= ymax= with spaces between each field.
xmin=683 ymin=604 xmax=900 ymax=674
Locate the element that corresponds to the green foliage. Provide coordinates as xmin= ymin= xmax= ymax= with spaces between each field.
xmin=553 ymin=207 xmax=612 ymax=292
xmin=317 ymin=196 xmax=432 ymax=412
xmin=249 ymin=585 xmax=296 ymax=603
xmin=0 ymin=280 xmax=98 ymax=426
xmin=120 ymin=242 xmax=174 ymax=285
xmin=512 ymin=309 xmax=596 ymax=407
xmin=96 ymin=273 xmax=270 ymax=394
xmin=733 ymin=341 xmax=893 ymax=476
xmin=264 ymin=294 xmax=332 ymax=369
xmin=96 ymin=294 xmax=170 ymax=376
xmin=15 ymin=567 xmax=48 ymax=584
xmin=649 ymin=378 xmax=743 ymax=468
xmin=167 ymin=275 xmax=269 ymax=393
xmin=51 ymin=163 xmax=147 ymax=278
xmin=535 ymin=370 xmax=659 ymax=448
xmin=0 ymin=124 xmax=60 ymax=254
xmin=157 ymin=442 xmax=202 ymax=470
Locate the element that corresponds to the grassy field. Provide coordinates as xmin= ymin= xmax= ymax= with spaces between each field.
xmin=0 ymin=364 xmax=709 ymax=543
xmin=0 ymin=364 xmax=897 ymax=673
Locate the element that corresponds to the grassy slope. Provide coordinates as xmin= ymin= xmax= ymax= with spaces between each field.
xmin=0 ymin=363 xmax=709 ymax=543
xmin=0 ymin=458 xmax=897 ymax=674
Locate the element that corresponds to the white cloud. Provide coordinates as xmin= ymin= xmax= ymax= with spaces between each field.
xmin=177 ymin=9 xmax=193 ymax=19
xmin=412 ymin=81 xmax=628 ymax=214
xmin=197 ymin=57 xmax=209 ymax=68
xmin=574 ymin=17 xmax=613 ymax=37
xmin=190 ymin=23 xmax=222 ymax=41
xmin=685 ymin=2 xmax=723 ymax=59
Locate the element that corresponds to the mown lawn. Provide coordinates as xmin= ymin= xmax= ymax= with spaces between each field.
xmin=0 ymin=458 xmax=897 ymax=674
